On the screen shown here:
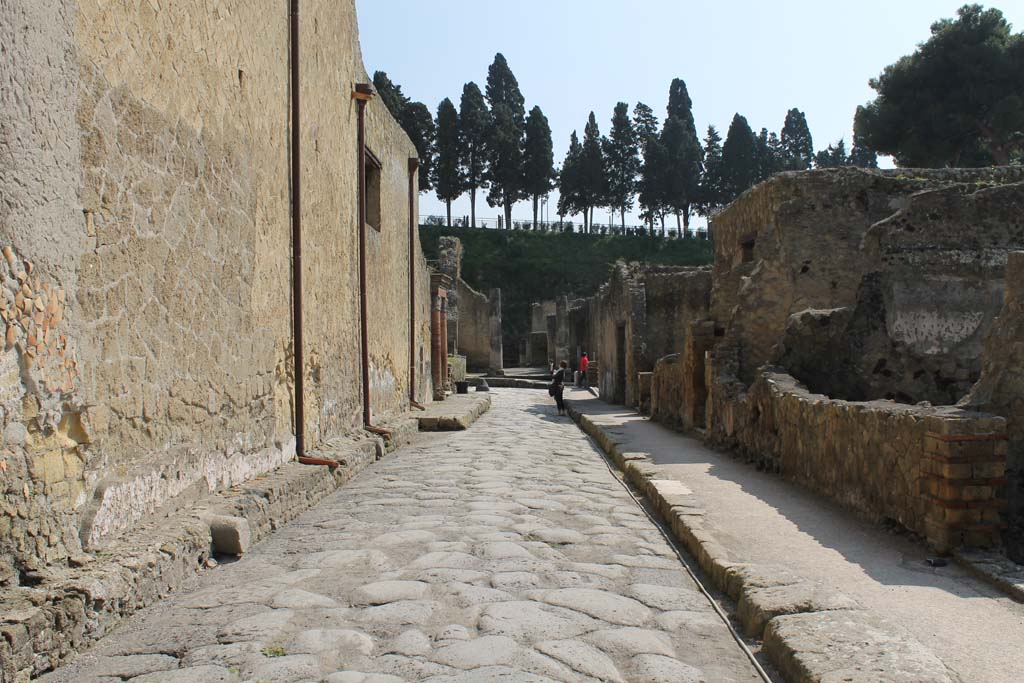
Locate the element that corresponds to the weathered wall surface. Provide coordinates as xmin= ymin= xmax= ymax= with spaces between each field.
xmin=776 ymin=181 xmax=1024 ymax=406
xmin=641 ymin=267 xmax=712 ymax=370
xmin=710 ymin=168 xmax=1024 ymax=384
xmin=455 ymin=279 xmax=492 ymax=371
xmin=0 ymin=0 xmax=432 ymax=587
xmin=962 ymin=251 xmax=1024 ymax=561
xmin=706 ymin=365 xmax=1007 ymax=551
xmin=436 ymin=237 xmax=501 ymax=373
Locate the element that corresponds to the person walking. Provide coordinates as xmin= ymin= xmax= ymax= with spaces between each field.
xmin=579 ymin=352 xmax=589 ymax=389
xmin=550 ymin=360 xmax=568 ymax=416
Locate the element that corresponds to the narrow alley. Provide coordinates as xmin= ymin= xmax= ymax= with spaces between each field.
xmin=41 ymin=390 xmax=764 ymax=683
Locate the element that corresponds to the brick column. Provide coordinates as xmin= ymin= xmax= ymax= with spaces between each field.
xmin=922 ymin=417 xmax=1008 ymax=553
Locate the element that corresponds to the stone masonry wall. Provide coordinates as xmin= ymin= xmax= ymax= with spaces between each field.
xmin=710 ymin=167 xmax=1024 ymax=383
xmin=0 ymin=0 xmax=432 ymax=584
xmin=705 ymin=365 xmax=1007 ymax=552
xmin=962 ymin=251 xmax=1024 ymax=560
xmin=455 ymin=279 xmax=493 ymax=372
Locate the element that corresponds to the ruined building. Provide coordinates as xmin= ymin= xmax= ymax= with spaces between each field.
xmin=577 ymin=167 xmax=1024 ymax=556
xmin=433 ymin=237 xmax=503 ymax=375
xmin=1 ymin=0 xmax=435 ymax=675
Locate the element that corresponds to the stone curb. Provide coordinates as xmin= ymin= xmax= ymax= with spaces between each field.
xmin=0 ymin=416 xmax=418 ymax=682
xmin=475 ymin=377 xmax=548 ymax=390
xmin=952 ymin=550 xmax=1024 ymax=604
xmin=567 ymin=404 xmax=961 ymax=683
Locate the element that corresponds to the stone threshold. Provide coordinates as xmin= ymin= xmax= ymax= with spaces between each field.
xmin=567 ymin=403 xmax=960 ymax=683
xmin=415 ymin=392 xmax=491 ymax=431
xmin=0 ymin=416 xmax=420 ymax=682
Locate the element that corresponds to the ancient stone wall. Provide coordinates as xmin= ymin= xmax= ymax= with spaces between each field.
xmin=436 ymin=237 xmax=502 ymax=373
xmin=455 ymin=279 xmax=492 ymax=372
xmin=962 ymin=251 xmax=1024 ymax=560
xmin=710 ymin=168 xmax=1024 ymax=384
xmin=705 ymin=366 xmax=1007 ymax=551
xmin=640 ymin=267 xmax=712 ymax=370
xmin=0 ymin=0 xmax=432 ymax=584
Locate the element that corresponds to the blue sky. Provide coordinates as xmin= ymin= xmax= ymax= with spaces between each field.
xmin=355 ymin=0 xmax=1024 ymax=227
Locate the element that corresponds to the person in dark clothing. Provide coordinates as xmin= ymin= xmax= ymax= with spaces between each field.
xmin=550 ymin=360 xmax=568 ymax=415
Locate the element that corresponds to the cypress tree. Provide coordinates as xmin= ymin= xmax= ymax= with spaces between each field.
xmin=485 ymin=54 xmax=526 ymax=229
xmin=523 ymin=106 xmax=556 ymax=229
xmin=720 ymin=114 xmax=757 ymax=204
xmin=638 ymin=137 xmax=669 ymax=233
xmin=666 ymin=78 xmax=698 ymax=140
xmin=372 ymin=71 xmax=435 ymax=191
xmin=697 ymin=125 xmax=724 ymax=216
xmin=557 ymin=131 xmax=583 ymax=228
xmin=578 ymin=112 xmax=607 ymax=234
xmin=661 ymin=117 xmax=703 ymax=235
xmin=849 ymin=130 xmax=879 ymax=168
xmin=780 ymin=108 xmax=814 ymax=171
xmin=458 ymin=82 xmax=491 ymax=227
xmin=633 ymin=102 xmax=659 ymax=146
xmin=373 ymin=71 xmax=408 ymax=119
xmin=433 ymin=98 xmax=462 ymax=227
xmin=814 ymin=139 xmax=849 ymax=168
xmin=604 ymin=102 xmax=641 ymax=230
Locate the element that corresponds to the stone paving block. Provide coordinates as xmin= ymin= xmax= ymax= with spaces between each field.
xmin=763 ymin=610 xmax=958 ymax=683
xmin=39 ymin=391 xmax=764 ymax=683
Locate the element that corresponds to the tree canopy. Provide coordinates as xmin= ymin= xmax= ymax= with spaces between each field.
xmin=484 ymin=54 xmax=527 ymax=228
xmin=458 ymin=82 xmax=491 ymax=227
xmin=603 ymin=102 xmax=641 ymax=229
xmin=433 ymin=98 xmax=462 ymax=225
xmin=720 ymin=114 xmax=757 ymax=204
xmin=855 ymin=4 xmax=1024 ymax=166
xmin=373 ymin=71 xmax=436 ymax=191
xmin=780 ymin=108 xmax=814 ymax=170
xmin=523 ymin=106 xmax=557 ymax=228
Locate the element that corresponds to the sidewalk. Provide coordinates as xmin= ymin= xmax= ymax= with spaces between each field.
xmin=566 ymin=389 xmax=1024 ymax=683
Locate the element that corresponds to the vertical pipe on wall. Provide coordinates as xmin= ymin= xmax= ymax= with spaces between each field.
xmin=290 ymin=0 xmax=305 ymax=458
xmin=353 ymin=83 xmax=375 ymax=428
xmin=408 ymin=157 xmax=420 ymax=407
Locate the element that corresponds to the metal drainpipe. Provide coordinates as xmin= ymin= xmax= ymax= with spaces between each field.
xmin=353 ymin=83 xmax=387 ymax=435
xmin=290 ymin=0 xmax=305 ymax=458
xmin=408 ymin=157 xmax=424 ymax=410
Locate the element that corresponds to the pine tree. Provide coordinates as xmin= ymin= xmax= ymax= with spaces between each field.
xmin=780 ymin=108 xmax=814 ymax=171
xmin=458 ymin=82 xmax=491 ymax=227
xmin=578 ymin=112 xmax=607 ymax=234
xmin=557 ymin=131 xmax=583 ymax=228
xmin=604 ymin=103 xmax=641 ymax=230
xmin=849 ymin=130 xmax=879 ymax=168
xmin=720 ymin=114 xmax=757 ymax=204
xmin=433 ymin=98 xmax=462 ymax=227
xmin=697 ymin=125 xmax=725 ymax=217
xmin=485 ymin=54 xmax=526 ymax=229
xmin=523 ymin=106 xmax=556 ymax=229
xmin=372 ymin=71 xmax=435 ymax=191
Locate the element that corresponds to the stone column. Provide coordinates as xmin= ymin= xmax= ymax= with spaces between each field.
xmin=488 ymin=289 xmax=503 ymax=374
xmin=431 ymin=288 xmax=447 ymax=401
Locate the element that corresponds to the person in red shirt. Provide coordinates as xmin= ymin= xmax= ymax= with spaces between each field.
xmin=579 ymin=352 xmax=589 ymax=389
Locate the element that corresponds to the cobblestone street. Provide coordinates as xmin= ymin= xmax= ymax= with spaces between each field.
xmin=42 ymin=390 xmax=763 ymax=683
